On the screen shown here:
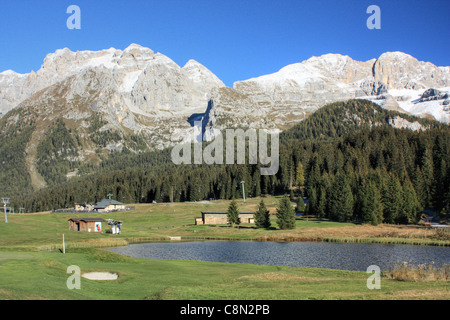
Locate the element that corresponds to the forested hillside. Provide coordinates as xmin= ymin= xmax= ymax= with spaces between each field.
xmin=0 ymin=110 xmax=35 ymax=197
xmin=11 ymin=100 xmax=450 ymax=224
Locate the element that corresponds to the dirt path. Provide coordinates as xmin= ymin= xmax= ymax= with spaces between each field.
xmin=24 ymin=124 xmax=48 ymax=190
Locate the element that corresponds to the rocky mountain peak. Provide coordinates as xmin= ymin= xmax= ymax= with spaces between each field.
xmin=0 ymin=47 xmax=448 ymax=195
xmin=0 ymin=47 xmax=448 ymax=150
xmin=0 ymin=70 xmax=26 ymax=77
xmin=377 ymin=51 xmax=416 ymax=61
xmin=227 ymin=51 xmax=449 ymax=127
xmin=373 ymin=51 xmax=449 ymax=90
xmin=122 ymin=43 xmax=155 ymax=59
xmin=43 ymin=47 xmax=75 ymax=65
xmin=183 ymin=59 xmax=225 ymax=88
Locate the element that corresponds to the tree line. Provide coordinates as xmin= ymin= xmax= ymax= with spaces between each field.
xmin=226 ymin=196 xmax=294 ymax=230
xmin=13 ymin=100 xmax=450 ymax=225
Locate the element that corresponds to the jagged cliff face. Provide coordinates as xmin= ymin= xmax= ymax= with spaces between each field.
xmin=0 ymin=44 xmax=225 ymax=116
xmin=0 ymin=45 xmax=449 ymax=191
xmin=225 ymin=54 xmax=376 ymax=130
xmin=234 ymin=52 xmax=449 ymax=99
xmin=0 ymin=44 xmax=226 ymax=149
xmin=0 ymin=44 xmax=229 ymax=192
xmin=373 ymin=52 xmax=450 ymax=90
xmin=223 ymin=52 xmax=449 ymax=130
xmin=1 ymin=47 xmax=449 ymax=151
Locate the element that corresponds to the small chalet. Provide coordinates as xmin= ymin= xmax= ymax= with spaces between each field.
xmin=74 ymin=194 xmax=126 ymax=213
xmin=195 ymin=211 xmax=255 ymax=225
xmin=94 ymin=198 xmax=126 ymax=213
xmin=68 ymin=218 xmax=106 ymax=232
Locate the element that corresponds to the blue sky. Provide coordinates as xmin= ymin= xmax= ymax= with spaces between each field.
xmin=0 ymin=0 xmax=449 ymax=87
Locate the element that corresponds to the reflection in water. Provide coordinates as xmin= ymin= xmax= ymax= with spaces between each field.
xmin=108 ymin=241 xmax=450 ymax=271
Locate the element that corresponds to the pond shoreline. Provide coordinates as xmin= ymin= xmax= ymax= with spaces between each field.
xmin=33 ymin=233 xmax=450 ymax=252
xmin=124 ymin=235 xmax=450 ymax=247
xmin=107 ymin=239 xmax=450 ymax=272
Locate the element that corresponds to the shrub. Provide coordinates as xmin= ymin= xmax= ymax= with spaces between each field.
xmin=385 ymin=262 xmax=449 ymax=282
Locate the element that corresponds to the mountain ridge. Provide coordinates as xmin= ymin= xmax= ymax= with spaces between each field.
xmin=0 ymin=45 xmax=449 ymax=197
xmin=1 ymin=47 xmax=449 ymax=117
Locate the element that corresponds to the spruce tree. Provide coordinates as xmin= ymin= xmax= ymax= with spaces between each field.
xmin=289 ymin=189 xmax=295 ymax=201
xmin=412 ymin=166 xmax=426 ymax=209
xmin=295 ymin=161 xmax=305 ymax=188
xmin=421 ymin=147 xmax=434 ymax=208
xmin=253 ymin=170 xmax=261 ymax=198
xmin=254 ymin=199 xmax=271 ymax=228
xmin=399 ymin=179 xmax=421 ymax=224
xmin=227 ymin=199 xmax=240 ymax=227
xmin=341 ymin=181 xmax=354 ymax=222
xmin=306 ymin=186 xmax=317 ymax=216
xmin=316 ymin=189 xmax=327 ymax=219
xmin=360 ymin=181 xmax=383 ymax=226
xmin=276 ymin=195 xmax=296 ymax=229
xmin=295 ymin=196 xmax=305 ymax=213
xmin=327 ymin=173 xmax=354 ymax=222
xmin=382 ymin=175 xmax=403 ymax=224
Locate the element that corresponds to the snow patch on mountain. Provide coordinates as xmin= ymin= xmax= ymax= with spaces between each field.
xmin=120 ymin=70 xmax=142 ymax=92
xmin=0 ymin=47 xmax=449 ymax=149
xmin=368 ymin=87 xmax=450 ymax=123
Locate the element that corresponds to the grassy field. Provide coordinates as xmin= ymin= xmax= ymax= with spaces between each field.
xmin=0 ymin=196 xmax=448 ymax=250
xmin=0 ymin=249 xmax=449 ymax=300
xmin=0 ymin=196 xmax=448 ymax=300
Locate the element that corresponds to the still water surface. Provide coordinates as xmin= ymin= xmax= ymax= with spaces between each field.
xmin=108 ymin=241 xmax=450 ymax=271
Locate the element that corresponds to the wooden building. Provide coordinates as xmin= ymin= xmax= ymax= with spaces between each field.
xmin=195 ymin=211 xmax=255 ymax=225
xmin=73 ymin=197 xmax=126 ymax=213
xmin=68 ymin=218 xmax=106 ymax=232
xmin=93 ymin=199 xmax=126 ymax=213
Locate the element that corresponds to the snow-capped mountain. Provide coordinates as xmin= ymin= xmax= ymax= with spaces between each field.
xmin=0 ymin=44 xmax=226 ymax=148
xmin=1 ymin=46 xmax=449 ymax=149
xmin=0 ymin=44 xmax=225 ymax=116
xmin=1 ymin=45 xmax=449 ymax=192
xmin=221 ymin=51 xmax=449 ymax=130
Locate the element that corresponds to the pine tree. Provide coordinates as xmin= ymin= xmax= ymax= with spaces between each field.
xmin=421 ymin=147 xmax=434 ymax=208
xmin=412 ymin=166 xmax=426 ymax=209
xmin=316 ymin=188 xmax=327 ymax=219
xmin=227 ymin=199 xmax=240 ymax=227
xmin=399 ymin=179 xmax=421 ymax=224
xmin=382 ymin=175 xmax=403 ymax=224
xmin=253 ymin=170 xmax=261 ymax=198
xmin=433 ymin=158 xmax=447 ymax=212
xmin=360 ymin=181 xmax=383 ymax=226
xmin=327 ymin=173 xmax=354 ymax=222
xmin=188 ymin=174 xmax=203 ymax=202
xmin=289 ymin=189 xmax=295 ymax=201
xmin=295 ymin=161 xmax=305 ymax=188
xmin=295 ymin=196 xmax=305 ymax=213
xmin=306 ymin=186 xmax=317 ymax=216
xmin=276 ymin=195 xmax=296 ymax=229
xmin=254 ymin=199 xmax=271 ymax=228
xmin=341 ymin=181 xmax=354 ymax=222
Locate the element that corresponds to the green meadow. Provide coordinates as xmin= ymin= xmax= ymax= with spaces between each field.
xmin=0 ymin=196 xmax=448 ymax=300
